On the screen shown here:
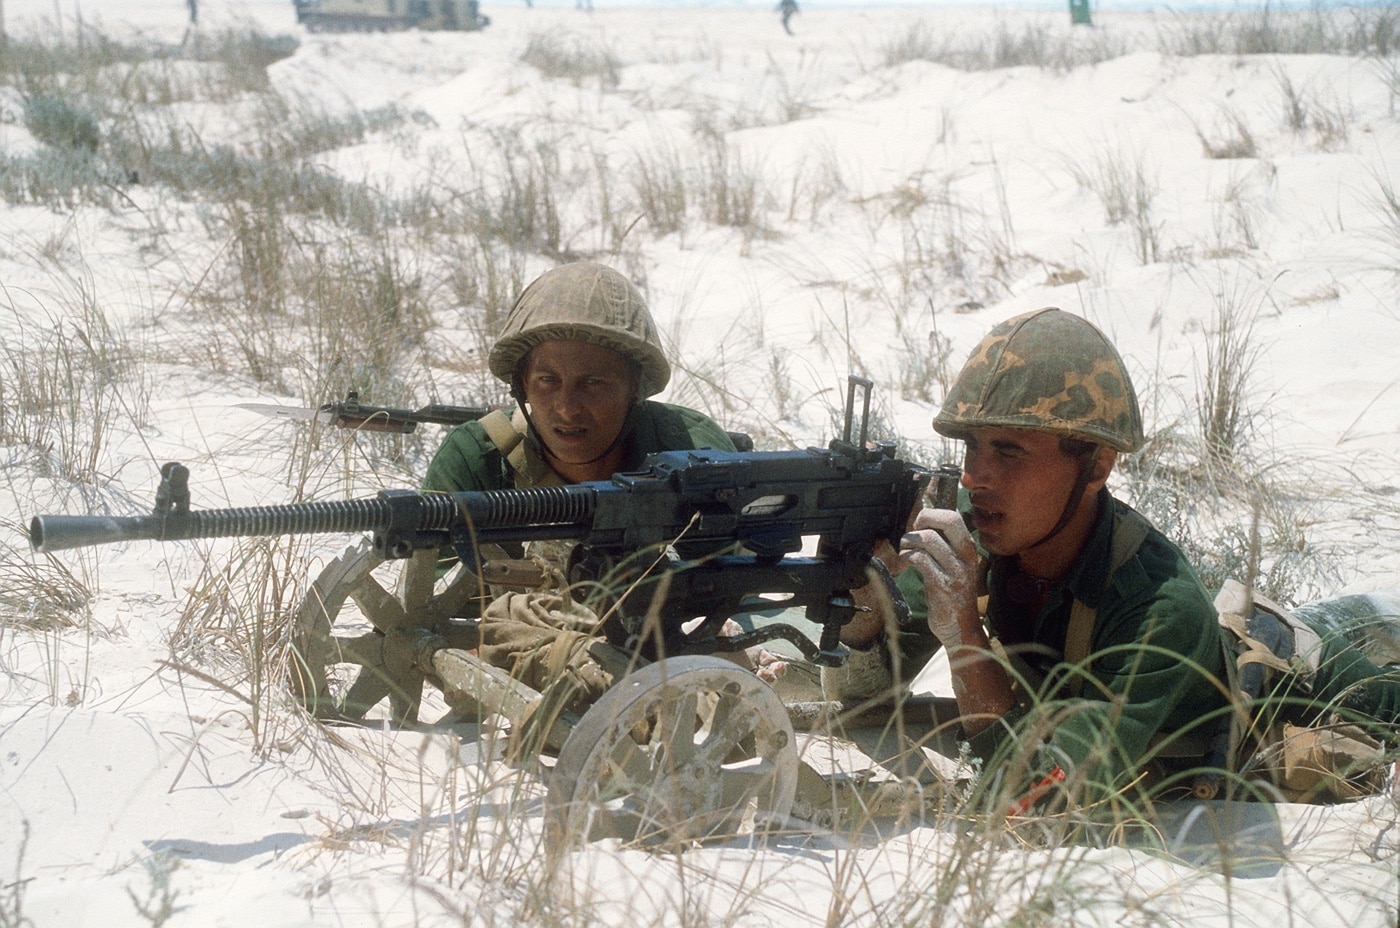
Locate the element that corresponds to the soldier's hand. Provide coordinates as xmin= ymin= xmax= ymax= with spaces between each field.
xmin=898 ymin=508 xmax=979 ymax=648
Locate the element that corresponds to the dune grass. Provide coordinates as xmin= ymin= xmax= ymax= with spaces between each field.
xmin=1 ymin=6 xmax=1398 ymax=925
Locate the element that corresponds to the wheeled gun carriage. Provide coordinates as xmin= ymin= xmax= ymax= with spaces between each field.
xmin=31 ymin=379 xmax=965 ymax=843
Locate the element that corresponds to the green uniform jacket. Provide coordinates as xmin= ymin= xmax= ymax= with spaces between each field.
xmin=1292 ymin=595 xmax=1400 ymax=733
xmin=423 ymin=401 xmax=737 ymax=493
xmin=900 ymin=490 xmax=1230 ymax=803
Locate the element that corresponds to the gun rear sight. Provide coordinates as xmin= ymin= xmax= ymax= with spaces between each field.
xmin=841 ymin=376 xmax=874 ymax=450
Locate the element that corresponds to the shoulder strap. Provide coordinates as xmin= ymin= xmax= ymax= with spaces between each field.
xmin=479 ymin=408 xmax=564 ymax=490
xmin=478 ymin=408 xmax=522 ymax=456
xmin=1064 ymin=505 xmax=1152 ymax=689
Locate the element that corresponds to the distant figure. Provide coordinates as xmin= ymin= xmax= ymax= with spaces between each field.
xmin=187 ymin=0 xmax=198 ymax=25
xmin=777 ymin=0 xmax=798 ymax=36
xmin=577 ymin=0 xmax=593 ymax=10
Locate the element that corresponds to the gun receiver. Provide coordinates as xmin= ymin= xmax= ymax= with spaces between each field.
xmin=31 ymin=379 xmax=927 ymax=664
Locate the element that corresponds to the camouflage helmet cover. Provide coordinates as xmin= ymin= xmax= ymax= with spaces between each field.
xmin=488 ymin=262 xmax=671 ymax=398
xmin=933 ymin=308 xmax=1145 ymax=452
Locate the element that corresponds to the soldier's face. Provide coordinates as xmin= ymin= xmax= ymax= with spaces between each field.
xmin=523 ymin=340 xmax=638 ymax=479
xmin=959 ymin=427 xmax=1099 ymax=558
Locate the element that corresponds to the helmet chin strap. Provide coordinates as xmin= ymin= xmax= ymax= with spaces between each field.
xmin=1019 ymin=451 xmax=1101 ymax=561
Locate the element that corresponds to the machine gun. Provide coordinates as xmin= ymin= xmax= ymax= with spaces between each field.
xmin=30 ymin=380 xmax=941 ymax=840
xmin=31 ymin=379 xmax=927 ymax=665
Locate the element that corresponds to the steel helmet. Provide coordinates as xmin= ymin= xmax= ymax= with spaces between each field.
xmin=488 ymin=262 xmax=671 ymax=398
xmin=933 ymin=308 xmax=1145 ymax=452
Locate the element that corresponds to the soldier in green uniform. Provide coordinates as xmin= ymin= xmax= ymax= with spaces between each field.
xmin=425 ymin=262 xmax=732 ymax=495
xmin=824 ymin=308 xmax=1398 ymax=811
xmin=424 ymin=262 xmax=736 ymax=720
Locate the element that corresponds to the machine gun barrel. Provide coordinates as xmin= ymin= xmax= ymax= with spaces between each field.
xmin=29 ymin=462 xmax=607 ymax=557
xmin=30 ymin=497 xmax=405 ymax=553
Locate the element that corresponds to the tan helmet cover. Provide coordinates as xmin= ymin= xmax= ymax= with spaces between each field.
xmin=488 ymin=262 xmax=671 ymax=398
xmin=934 ymin=307 xmax=1145 ymax=452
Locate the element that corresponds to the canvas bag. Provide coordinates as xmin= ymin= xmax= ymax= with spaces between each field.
xmin=1212 ymin=579 xmax=1387 ymax=802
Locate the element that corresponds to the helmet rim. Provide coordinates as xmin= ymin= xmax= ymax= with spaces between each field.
xmin=933 ymin=308 xmax=1145 ymax=453
xmin=487 ymin=263 xmax=671 ymax=398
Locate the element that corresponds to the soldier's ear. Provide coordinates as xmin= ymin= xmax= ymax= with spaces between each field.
xmin=1088 ymin=448 xmax=1116 ymax=488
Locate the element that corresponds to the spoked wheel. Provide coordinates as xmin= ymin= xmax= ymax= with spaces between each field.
xmin=289 ymin=539 xmax=483 ymax=725
xmin=546 ymin=656 xmax=798 ymax=846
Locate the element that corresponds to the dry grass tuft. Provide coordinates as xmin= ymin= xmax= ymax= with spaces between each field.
xmin=0 ymin=522 xmax=90 ymax=630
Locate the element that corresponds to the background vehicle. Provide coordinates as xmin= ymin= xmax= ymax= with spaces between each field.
xmin=293 ymin=0 xmax=490 ymax=33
